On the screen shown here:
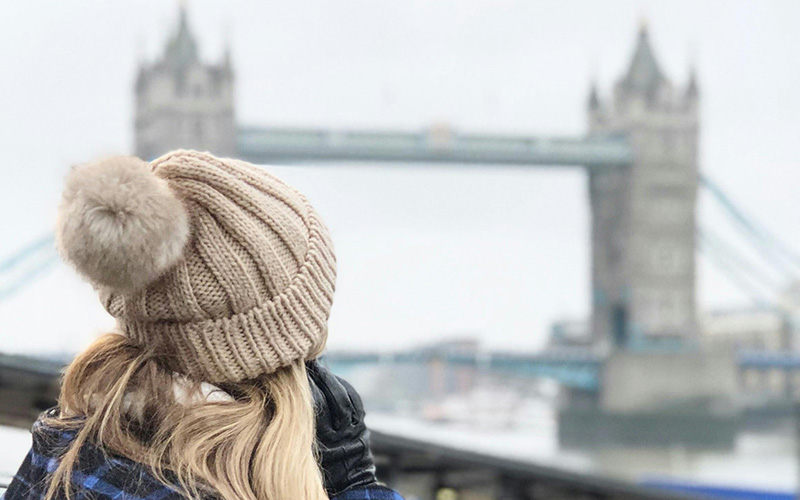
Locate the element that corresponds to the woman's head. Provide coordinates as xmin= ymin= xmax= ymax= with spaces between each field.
xmin=56 ymin=150 xmax=336 ymax=380
xmin=48 ymin=150 xmax=337 ymax=500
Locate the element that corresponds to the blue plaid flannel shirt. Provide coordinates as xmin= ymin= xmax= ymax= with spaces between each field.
xmin=2 ymin=414 xmax=403 ymax=500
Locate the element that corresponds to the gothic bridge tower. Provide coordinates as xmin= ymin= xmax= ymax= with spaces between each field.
xmin=588 ymin=26 xmax=699 ymax=350
xmin=134 ymin=5 xmax=236 ymax=159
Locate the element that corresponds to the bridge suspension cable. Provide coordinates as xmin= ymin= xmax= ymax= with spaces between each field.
xmin=698 ymin=230 xmax=775 ymax=307
xmin=0 ymin=234 xmax=57 ymax=304
xmin=0 ymin=255 xmax=59 ymax=303
xmin=700 ymin=175 xmax=800 ymax=278
xmin=698 ymin=225 xmax=783 ymax=298
xmin=698 ymin=176 xmax=800 ymax=320
xmin=0 ymin=234 xmax=54 ymax=274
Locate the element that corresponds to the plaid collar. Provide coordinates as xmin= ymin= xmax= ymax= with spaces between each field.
xmin=2 ymin=412 xmax=402 ymax=500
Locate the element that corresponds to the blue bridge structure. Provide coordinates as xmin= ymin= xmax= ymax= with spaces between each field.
xmin=323 ymin=348 xmax=605 ymax=391
xmin=323 ymin=347 xmax=800 ymax=393
xmin=1 ymin=346 xmax=798 ymax=406
xmin=237 ymin=127 xmax=633 ymax=168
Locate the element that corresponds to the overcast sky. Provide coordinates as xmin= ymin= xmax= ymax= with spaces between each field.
xmin=1 ymin=0 xmax=799 ymax=354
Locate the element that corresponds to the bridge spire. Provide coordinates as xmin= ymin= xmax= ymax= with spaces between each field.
xmin=617 ymin=24 xmax=669 ymax=103
xmin=588 ymin=81 xmax=600 ymax=111
xmin=164 ymin=0 xmax=198 ymax=73
xmin=587 ymin=56 xmax=601 ymax=113
xmin=686 ymin=66 xmax=699 ymax=100
xmin=685 ymin=43 xmax=699 ymax=104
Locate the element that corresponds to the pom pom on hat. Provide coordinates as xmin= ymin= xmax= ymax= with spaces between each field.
xmin=56 ymin=156 xmax=190 ymax=291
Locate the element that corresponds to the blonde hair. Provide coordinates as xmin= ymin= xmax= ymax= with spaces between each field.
xmin=43 ymin=333 xmax=328 ymax=500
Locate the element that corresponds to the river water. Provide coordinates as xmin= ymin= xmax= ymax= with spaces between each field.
xmin=366 ymin=413 xmax=797 ymax=494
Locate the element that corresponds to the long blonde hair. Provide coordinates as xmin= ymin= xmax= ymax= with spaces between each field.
xmin=43 ymin=333 xmax=328 ymax=500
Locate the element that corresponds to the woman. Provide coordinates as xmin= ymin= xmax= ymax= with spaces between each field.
xmin=2 ymin=151 xmax=399 ymax=500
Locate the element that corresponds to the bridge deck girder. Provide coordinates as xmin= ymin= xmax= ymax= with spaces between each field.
xmin=237 ymin=127 xmax=633 ymax=167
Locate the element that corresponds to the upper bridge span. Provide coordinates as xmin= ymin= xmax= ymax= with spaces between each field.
xmin=237 ymin=127 xmax=633 ymax=168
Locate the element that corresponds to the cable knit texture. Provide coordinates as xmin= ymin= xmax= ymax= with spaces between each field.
xmin=58 ymin=150 xmax=336 ymax=383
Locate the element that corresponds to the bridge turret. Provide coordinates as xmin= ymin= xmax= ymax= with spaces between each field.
xmin=163 ymin=5 xmax=199 ymax=74
xmin=587 ymin=81 xmax=605 ymax=130
xmin=134 ymin=5 xmax=236 ymax=160
xmin=588 ymin=26 xmax=699 ymax=351
xmin=612 ymin=25 xmax=676 ymax=113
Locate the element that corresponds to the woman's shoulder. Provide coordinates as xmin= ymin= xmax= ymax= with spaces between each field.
xmin=7 ymin=410 xmax=404 ymax=500
xmin=4 ymin=410 xmax=191 ymax=500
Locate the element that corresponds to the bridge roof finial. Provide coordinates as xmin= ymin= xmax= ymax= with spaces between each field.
xmin=588 ymin=80 xmax=600 ymax=110
xmin=638 ymin=15 xmax=648 ymax=34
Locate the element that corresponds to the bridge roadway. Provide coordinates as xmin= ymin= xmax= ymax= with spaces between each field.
xmin=325 ymin=348 xmax=604 ymax=391
xmin=0 ymin=351 xmax=701 ymax=500
xmin=237 ymin=126 xmax=633 ymax=167
xmin=325 ymin=348 xmax=800 ymax=392
xmin=1 ymin=347 xmax=798 ymax=424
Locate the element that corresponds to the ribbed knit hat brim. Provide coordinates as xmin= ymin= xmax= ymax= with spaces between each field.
xmin=121 ymin=207 xmax=336 ymax=381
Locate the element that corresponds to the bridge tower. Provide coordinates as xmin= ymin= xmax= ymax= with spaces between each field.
xmin=588 ymin=26 xmax=699 ymax=349
xmin=134 ymin=5 xmax=236 ymax=159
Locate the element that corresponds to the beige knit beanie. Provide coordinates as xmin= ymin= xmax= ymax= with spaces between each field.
xmin=55 ymin=150 xmax=336 ymax=383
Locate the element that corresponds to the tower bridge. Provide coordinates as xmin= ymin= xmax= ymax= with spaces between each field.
xmin=1 ymin=7 xmax=797 ymax=500
xmin=3 ymin=7 xmax=789 ymax=420
xmin=135 ymin=6 xmax=699 ymax=352
xmin=2 ymin=348 xmax=799 ymax=428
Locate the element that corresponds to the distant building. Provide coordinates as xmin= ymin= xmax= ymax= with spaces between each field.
xmin=701 ymin=308 xmax=790 ymax=352
xmin=700 ymin=307 xmax=797 ymax=398
xmin=134 ymin=6 xmax=235 ymax=160
xmin=588 ymin=26 xmax=699 ymax=349
xmin=549 ymin=319 xmax=592 ymax=347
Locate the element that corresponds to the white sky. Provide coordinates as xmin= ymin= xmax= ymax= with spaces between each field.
xmin=1 ymin=0 xmax=799 ymax=354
